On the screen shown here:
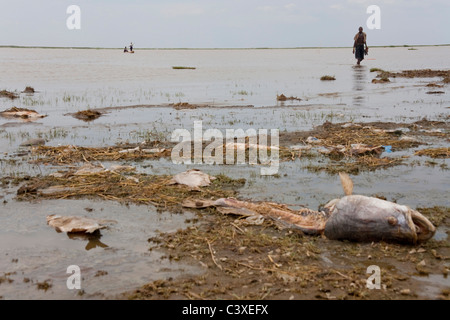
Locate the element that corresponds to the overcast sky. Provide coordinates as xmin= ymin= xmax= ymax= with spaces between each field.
xmin=1 ymin=0 xmax=449 ymax=48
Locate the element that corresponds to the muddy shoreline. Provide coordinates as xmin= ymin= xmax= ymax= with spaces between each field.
xmin=0 ymin=59 xmax=449 ymax=300
xmin=2 ymin=117 xmax=448 ymax=300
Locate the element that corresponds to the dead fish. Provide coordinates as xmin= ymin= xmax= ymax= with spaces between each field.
xmin=323 ymin=194 xmax=435 ymax=243
xmin=170 ymin=169 xmax=216 ymax=188
xmin=74 ymin=163 xmax=105 ymax=175
xmin=0 ymin=107 xmax=46 ymax=119
xmin=322 ymin=173 xmax=435 ymax=243
xmin=46 ymin=214 xmax=116 ymax=234
xmin=182 ymin=172 xmax=436 ymax=244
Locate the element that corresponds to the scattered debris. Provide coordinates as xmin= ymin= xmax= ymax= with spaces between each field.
xmin=107 ymin=165 xmax=136 ymax=172
xmin=20 ymin=138 xmax=46 ymax=147
xmin=36 ymin=280 xmax=52 ymax=291
xmin=415 ymin=148 xmax=449 ymax=159
xmin=17 ymin=169 xmax=244 ymax=211
xmin=46 ymin=214 xmax=117 ymax=234
xmin=183 ymin=197 xmax=328 ymax=235
xmin=173 ymin=102 xmax=198 ymax=110
xmin=74 ymin=163 xmax=105 ymax=175
xmin=172 ymin=66 xmax=196 ymax=70
xmin=426 ymin=83 xmax=443 ymax=88
xmin=0 ymin=107 xmax=46 ymax=119
xmin=372 ymin=78 xmax=390 ymax=84
xmin=30 ymin=143 xmax=172 ymax=165
xmin=276 ymin=94 xmax=302 ymax=102
xmin=72 ymin=109 xmax=103 ymax=121
xmin=377 ymin=69 xmax=450 ymax=79
xmin=306 ymin=137 xmax=322 ymax=144
xmin=170 ymin=169 xmax=216 ymax=188
xmin=0 ymin=90 xmax=18 ymax=99
xmin=23 ymin=86 xmax=35 ymax=94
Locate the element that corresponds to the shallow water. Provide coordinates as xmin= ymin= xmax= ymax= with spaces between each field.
xmin=0 ymin=47 xmax=449 ymax=299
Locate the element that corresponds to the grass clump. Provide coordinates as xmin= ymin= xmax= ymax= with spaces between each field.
xmin=277 ymin=94 xmax=302 ymax=102
xmin=0 ymin=90 xmax=18 ymax=100
xmin=16 ymin=170 xmax=244 ymax=212
xmin=73 ymin=109 xmax=102 ymax=121
xmin=23 ymin=86 xmax=35 ymax=93
xmin=172 ymin=66 xmax=196 ymax=70
xmin=31 ymin=144 xmax=172 ymax=165
xmin=372 ymin=77 xmax=390 ymax=84
xmin=320 ymin=75 xmax=336 ymax=81
xmin=415 ymin=148 xmax=449 ymax=159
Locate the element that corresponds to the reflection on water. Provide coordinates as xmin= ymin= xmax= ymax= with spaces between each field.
xmin=66 ymin=232 xmax=109 ymax=251
xmin=352 ymin=65 xmax=367 ymax=107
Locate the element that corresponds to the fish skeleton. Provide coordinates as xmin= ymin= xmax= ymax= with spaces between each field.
xmin=182 ymin=173 xmax=436 ymax=244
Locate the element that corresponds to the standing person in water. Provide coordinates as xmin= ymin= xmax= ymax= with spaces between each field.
xmin=353 ymin=27 xmax=368 ymax=65
xmin=130 ymin=42 xmax=134 ymax=52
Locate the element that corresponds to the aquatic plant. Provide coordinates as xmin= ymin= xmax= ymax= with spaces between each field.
xmin=0 ymin=90 xmax=18 ymax=100
xmin=320 ymin=75 xmax=336 ymax=81
xmin=172 ymin=66 xmax=196 ymax=70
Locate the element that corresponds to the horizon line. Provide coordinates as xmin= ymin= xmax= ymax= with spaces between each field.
xmin=1 ymin=44 xmax=449 ymax=50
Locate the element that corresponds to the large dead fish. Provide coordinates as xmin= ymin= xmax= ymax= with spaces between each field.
xmin=46 ymin=215 xmax=116 ymax=234
xmin=322 ymin=173 xmax=435 ymax=243
xmin=182 ymin=173 xmax=436 ymax=244
xmin=0 ymin=107 xmax=46 ymax=120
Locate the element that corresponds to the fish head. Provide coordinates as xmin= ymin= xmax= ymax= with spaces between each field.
xmin=324 ymin=195 xmax=436 ymax=244
xmin=408 ymin=207 xmax=436 ymax=243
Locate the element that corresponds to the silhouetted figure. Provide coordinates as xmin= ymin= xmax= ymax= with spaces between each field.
xmin=353 ymin=27 xmax=368 ymax=65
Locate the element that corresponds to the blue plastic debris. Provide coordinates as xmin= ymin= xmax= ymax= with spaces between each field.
xmin=383 ymin=145 xmax=392 ymax=153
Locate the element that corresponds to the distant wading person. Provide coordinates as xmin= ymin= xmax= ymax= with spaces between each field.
xmin=353 ymin=27 xmax=368 ymax=65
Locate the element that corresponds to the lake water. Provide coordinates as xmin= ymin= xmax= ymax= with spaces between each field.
xmin=0 ymin=47 xmax=449 ymax=299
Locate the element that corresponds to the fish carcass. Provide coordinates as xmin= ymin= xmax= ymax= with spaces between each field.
xmin=182 ymin=173 xmax=436 ymax=244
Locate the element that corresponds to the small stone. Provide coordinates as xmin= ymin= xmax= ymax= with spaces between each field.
xmin=400 ymin=289 xmax=411 ymax=295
